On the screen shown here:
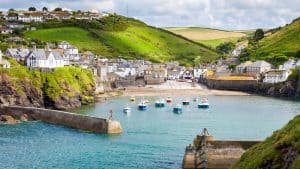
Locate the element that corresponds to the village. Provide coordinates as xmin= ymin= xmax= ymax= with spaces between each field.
xmin=1 ymin=8 xmax=300 ymax=93
xmin=1 ymin=40 xmax=300 ymax=92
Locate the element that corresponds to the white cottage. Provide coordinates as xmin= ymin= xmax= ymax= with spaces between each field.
xmin=6 ymin=48 xmax=30 ymax=61
xmin=263 ymin=69 xmax=291 ymax=84
xmin=0 ymin=50 xmax=11 ymax=69
xmin=279 ymin=59 xmax=296 ymax=70
xmin=26 ymin=48 xmax=65 ymax=68
xmin=246 ymin=60 xmax=272 ymax=74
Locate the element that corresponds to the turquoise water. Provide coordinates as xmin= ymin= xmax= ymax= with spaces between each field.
xmin=0 ymin=95 xmax=300 ymax=169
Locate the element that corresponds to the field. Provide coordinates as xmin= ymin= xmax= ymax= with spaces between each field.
xmin=166 ymin=27 xmax=249 ymax=48
xmin=25 ymin=27 xmax=113 ymax=56
xmin=25 ymin=20 xmax=219 ymax=65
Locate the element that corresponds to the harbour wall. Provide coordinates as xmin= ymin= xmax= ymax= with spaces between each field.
xmin=200 ymin=78 xmax=258 ymax=91
xmin=0 ymin=105 xmax=122 ymax=134
xmin=183 ymin=133 xmax=261 ymax=169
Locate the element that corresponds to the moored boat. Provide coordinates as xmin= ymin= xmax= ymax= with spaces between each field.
xmin=138 ymin=101 xmax=148 ymax=110
xmin=182 ymin=99 xmax=190 ymax=105
xmin=123 ymin=105 xmax=131 ymax=113
xmin=155 ymin=99 xmax=166 ymax=107
xmin=173 ymin=104 xmax=183 ymax=113
xmin=166 ymin=97 xmax=172 ymax=103
xmin=130 ymin=97 xmax=136 ymax=102
xmin=198 ymin=98 xmax=209 ymax=109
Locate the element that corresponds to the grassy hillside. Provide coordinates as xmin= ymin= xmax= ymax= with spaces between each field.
xmin=231 ymin=114 xmax=300 ymax=169
xmin=24 ymin=16 xmax=219 ymax=66
xmin=0 ymin=56 xmax=95 ymax=108
xmin=243 ymin=18 xmax=300 ymax=65
xmin=165 ymin=27 xmax=248 ymax=48
xmin=25 ymin=27 xmax=113 ymax=56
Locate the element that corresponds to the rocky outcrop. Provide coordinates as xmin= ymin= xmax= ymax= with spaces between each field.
xmin=0 ymin=74 xmax=44 ymax=107
xmin=255 ymin=81 xmax=300 ymax=98
xmin=0 ymin=115 xmax=20 ymax=124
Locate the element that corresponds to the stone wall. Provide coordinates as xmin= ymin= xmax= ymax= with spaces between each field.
xmin=0 ymin=105 xmax=122 ymax=134
xmin=200 ymin=78 xmax=258 ymax=91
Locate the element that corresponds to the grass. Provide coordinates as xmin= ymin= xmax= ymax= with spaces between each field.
xmin=25 ymin=27 xmax=113 ymax=56
xmin=166 ymin=27 xmax=248 ymax=48
xmin=24 ymin=18 xmax=219 ymax=66
xmin=246 ymin=19 xmax=300 ymax=64
xmin=0 ymin=57 xmax=95 ymax=101
xmin=231 ymin=114 xmax=300 ymax=169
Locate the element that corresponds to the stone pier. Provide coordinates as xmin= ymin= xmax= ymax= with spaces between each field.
xmin=183 ymin=129 xmax=261 ymax=169
xmin=0 ymin=105 xmax=122 ymax=134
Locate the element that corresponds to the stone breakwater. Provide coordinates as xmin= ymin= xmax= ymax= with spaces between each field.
xmin=0 ymin=105 xmax=122 ymax=134
xmin=183 ymin=132 xmax=261 ymax=169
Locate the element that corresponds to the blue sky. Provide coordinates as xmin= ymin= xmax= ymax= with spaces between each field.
xmin=0 ymin=0 xmax=299 ymax=30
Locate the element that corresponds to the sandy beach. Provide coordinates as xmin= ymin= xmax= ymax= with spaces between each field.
xmin=123 ymin=81 xmax=251 ymax=97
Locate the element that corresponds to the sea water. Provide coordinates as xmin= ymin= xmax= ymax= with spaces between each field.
xmin=0 ymin=95 xmax=300 ymax=169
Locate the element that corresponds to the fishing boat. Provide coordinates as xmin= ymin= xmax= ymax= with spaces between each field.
xmin=182 ymin=99 xmax=190 ymax=105
xmin=138 ymin=101 xmax=147 ymax=110
xmin=123 ymin=104 xmax=131 ymax=113
xmin=173 ymin=104 xmax=183 ymax=113
xmin=155 ymin=99 xmax=166 ymax=107
xmin=198 ymin=98 xmax=209 ymax=109
xmin=166 ymin=97 xmax=173 ymax=103
xmin=130 ymin=97 xmax=136 ymax=102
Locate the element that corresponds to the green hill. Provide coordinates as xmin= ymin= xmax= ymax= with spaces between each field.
xmin=165 ymin=27 xmax=250 ymax=48
xmin=243 ymin=18 xmax=300 ymax=65
xmin=24 ymin=15 xmax=218 ymax=66
xmin=231 ymin=114 xmax=300 ymax=169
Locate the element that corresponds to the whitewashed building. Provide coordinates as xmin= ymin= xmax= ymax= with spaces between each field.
xmin=0 ymin=50 xmax=11 ymax=68
xmin=6 ymin=48 xmax=30 ymax=61
xmin=279 ymin=59 xmax=296 ymax=70
xmin=26 ymin=48 xmax=65 ymax=68
xmin=263 ymin=69 xmax=291 ymax=84
xmin=246 ymin=60 xmax=272 ymax=74
xmin=18 ymin=12 xmax=43 ymax=22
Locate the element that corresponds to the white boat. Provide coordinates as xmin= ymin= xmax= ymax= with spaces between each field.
xmin=138 ymin=101 xmax=148 ymax=110
xmin=155 ymin=98 xmax=166 ymax=107
xmin=123 ymin=105 xmax=131 ymax=113
xmin=173 ymin=104 xmax=183 ymax=113
xmin=198 ymin=98 xmax=209 ymax=109
xmin=166 ymin=97 xmax=173 ymax=103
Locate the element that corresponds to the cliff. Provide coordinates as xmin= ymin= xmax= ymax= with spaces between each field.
xmin=0 ymin=57 xmax=95 ymax=110
xmin=231 ymin=115 xmax=300 ymax=169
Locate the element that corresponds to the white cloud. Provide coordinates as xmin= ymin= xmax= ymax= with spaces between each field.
xmin=0 ymin=0 xmax=299 ymax=29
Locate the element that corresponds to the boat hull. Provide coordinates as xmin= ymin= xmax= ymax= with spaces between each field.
xmin=198 ymin=104 xmax=209 ymax=109
xmin=138 ymin=105 xmax=147 ymax=110
xmin=182 ymin=101 xmax=190 ymax=105
xmin=155 ymin=103 xmax=165 ymax=107
xmin=123 ymin=109 xmax=131 ymax=113
xmin=173 ymin=107 xmax=183 ymax=113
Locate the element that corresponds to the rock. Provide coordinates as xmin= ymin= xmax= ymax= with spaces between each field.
xmin=0 ymin=115 xmax=20 ymax=124
xmin=107 ymin=120 xmax=123 ymax=134
xmin=20 ymin=114 xmax=29 ymax=121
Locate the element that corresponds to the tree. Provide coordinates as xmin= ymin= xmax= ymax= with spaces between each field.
xmin=193 ymin=56 xmax=202 ymax=65
xmin=216 ymin=42 xmax=235 ymax=54
xmin=42 ymin=7 xmax=48 ymax=12
xmin=28 ymin=7 xmax=36 ymax=11
xmin=253 ymin=29 xmax=264 ymax=41
xmin=8 ymin=8 xmax=14 ymax=12
xmin=54 ymin=7 xmax=62 ymax=12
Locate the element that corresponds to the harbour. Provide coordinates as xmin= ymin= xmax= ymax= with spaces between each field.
xmin=0 ymin=95 xmax=299 ymax=168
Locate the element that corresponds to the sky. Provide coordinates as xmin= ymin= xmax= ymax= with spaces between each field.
xmin=0 ymin=0 xmax=299 ymax=30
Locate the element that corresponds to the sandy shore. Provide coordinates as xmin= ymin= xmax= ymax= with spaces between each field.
xmin=123 ymin=81 xmax=251 ymax=97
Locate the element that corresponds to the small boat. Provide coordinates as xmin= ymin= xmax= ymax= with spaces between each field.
xmin=138 ymin=101 xmax=147 ymax=110
xmin=182 ymin=99 xmax=190 ymax=105
xmin=193 ymin=98 xmax=198 ymax=102
xmin=155 ymin=99 xmax=166 ymax=107
xmin=123 ymin=105 xmax=131 ymax=113
xmin=173 ymin=104 xmax=183 ymax=113
xmin=166 ymin=97 xmax=172 ymax=103
xmin=198 ymin=98 xmax=209 ymax=109
xmin=130 ymin=97 xmax=136 ymax=102
xmin=144 ymin=99 xmax=150 ymax=103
